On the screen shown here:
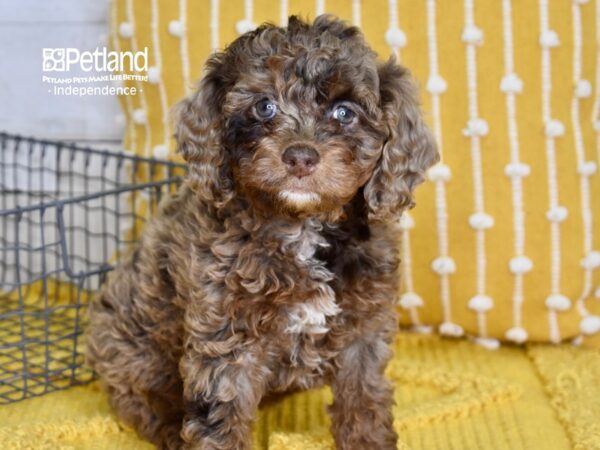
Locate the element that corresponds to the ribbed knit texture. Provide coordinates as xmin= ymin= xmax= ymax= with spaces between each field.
xmin=1 ymin=333 xmax=598 ymax=449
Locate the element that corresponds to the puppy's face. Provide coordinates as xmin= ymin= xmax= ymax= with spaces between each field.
xmin=176 ymin=16 xmax=438 ymax=222
xmin=224 ymin=53 xmax=386 ymax=217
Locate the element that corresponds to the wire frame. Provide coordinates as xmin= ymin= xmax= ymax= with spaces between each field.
xmin=0 ymin=132 xmax=185 ymax=403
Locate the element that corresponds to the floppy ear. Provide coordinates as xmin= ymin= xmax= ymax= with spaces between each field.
xmin=174 ymin=53 xmax=234 ymax=207
xmin=364 ymin=59 xmax=439 ymax=221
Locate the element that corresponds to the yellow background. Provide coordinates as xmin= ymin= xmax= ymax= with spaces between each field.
xmin=112 ymin=0 xmax=600 ymax=346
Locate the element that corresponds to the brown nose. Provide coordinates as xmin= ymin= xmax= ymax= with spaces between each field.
xmin=282 ymin=145 xmax=320 ymax=178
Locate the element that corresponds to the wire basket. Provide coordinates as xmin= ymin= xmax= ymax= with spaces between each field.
xmin=0 ymin=132 xmax=185 ymax=403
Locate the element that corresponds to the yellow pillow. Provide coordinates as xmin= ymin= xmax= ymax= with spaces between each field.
xmin=110 ymin=0 xmax=600 ymax=347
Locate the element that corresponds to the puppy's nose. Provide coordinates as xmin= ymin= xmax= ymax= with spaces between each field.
xmin=282 ymin=145 xmax=320 ymax=178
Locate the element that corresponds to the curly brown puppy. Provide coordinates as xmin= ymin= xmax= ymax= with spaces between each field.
xmin=86 ymin=15 xmax=437 ymax=450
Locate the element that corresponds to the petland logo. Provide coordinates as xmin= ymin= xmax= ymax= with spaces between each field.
xmin=42 ymin=47 xmax=148 ymax=96
xmin=42 ymin=47 xmax=148 ymax=72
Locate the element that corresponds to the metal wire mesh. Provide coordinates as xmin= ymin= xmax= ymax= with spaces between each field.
xmin=0 ymin=132 xmax=185 ymax=403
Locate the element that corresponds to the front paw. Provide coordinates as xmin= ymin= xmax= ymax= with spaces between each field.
xmin=331 ymin=421 xmax=398 ymax=450
xmin=181 ymin=407 xmax=253 ymax=450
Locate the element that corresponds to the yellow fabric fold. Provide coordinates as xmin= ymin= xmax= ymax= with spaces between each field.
xmin=2 ymin=333 xmax=599 ymax=449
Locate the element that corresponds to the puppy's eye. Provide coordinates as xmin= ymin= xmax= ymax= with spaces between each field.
xmin=255 ymin=99 xmax=277 ymax=119
xmin=332 ymin=105 xmax=355 ymax=124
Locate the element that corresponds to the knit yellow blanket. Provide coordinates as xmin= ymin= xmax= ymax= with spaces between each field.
xmin=1 ymin=333 xmax=599 ymax=449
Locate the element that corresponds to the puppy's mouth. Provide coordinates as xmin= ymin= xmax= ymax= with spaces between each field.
xmin=277 ymin=190 xmax=321 ymax=208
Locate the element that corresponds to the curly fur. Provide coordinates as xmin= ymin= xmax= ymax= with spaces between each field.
xmin=86 ymin=15 xmax=438 ymax=450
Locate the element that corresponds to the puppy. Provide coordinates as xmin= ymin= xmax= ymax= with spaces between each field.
xmin=86 ymin=15 xmax=438 ymax=450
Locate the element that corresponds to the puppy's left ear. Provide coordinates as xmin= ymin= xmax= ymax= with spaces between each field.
xmin=364 ymin=59 xmax=439 ymax=221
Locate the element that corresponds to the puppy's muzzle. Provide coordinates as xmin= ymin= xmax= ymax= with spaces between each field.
xmin=282 ymin=145 xmax=320 ymax=178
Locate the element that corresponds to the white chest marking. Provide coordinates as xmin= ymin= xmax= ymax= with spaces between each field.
xmin=285 ymin=285 xmax=340 ymax=334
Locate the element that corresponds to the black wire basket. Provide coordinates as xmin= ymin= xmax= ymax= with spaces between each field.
xmin=0 ymin=132 xmax=185 ymax=403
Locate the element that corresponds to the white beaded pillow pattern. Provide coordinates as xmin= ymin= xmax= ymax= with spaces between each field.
xmin=109 ymin=0 xmax=600 ymax=347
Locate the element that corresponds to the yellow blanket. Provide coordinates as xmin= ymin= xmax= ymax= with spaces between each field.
xmin=1 ymin=333 xmax=599 ymax=449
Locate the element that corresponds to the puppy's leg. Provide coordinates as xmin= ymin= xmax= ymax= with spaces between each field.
xmin=86 ymin=300 xmax=184 ymax=449
xmin=179 ymin=342 xmax=269 ymax=450
xmin=88 ymin=332 xmax=185 ymax=449
xmin=328 ymin=335 xmax=398 ymax=450
xmin=105 ymin=381 xmax=183 ymax=450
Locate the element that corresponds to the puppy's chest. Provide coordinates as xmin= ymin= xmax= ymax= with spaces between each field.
xmin=268 ymin=232 xmax=345 ymax=337
xmin=271 ymin=288 xmax=344 ymax=386
xmin=222 ymin=221 xmax=366 ymax=358
xmin=226 ymin=222 xmax=341 ymax=320
xmin=264 ymin=237 xmax=350 ymax=372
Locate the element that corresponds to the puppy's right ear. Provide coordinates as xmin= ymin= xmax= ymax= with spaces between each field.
xmin=174 ymin=53 xmax=233 ymax=207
